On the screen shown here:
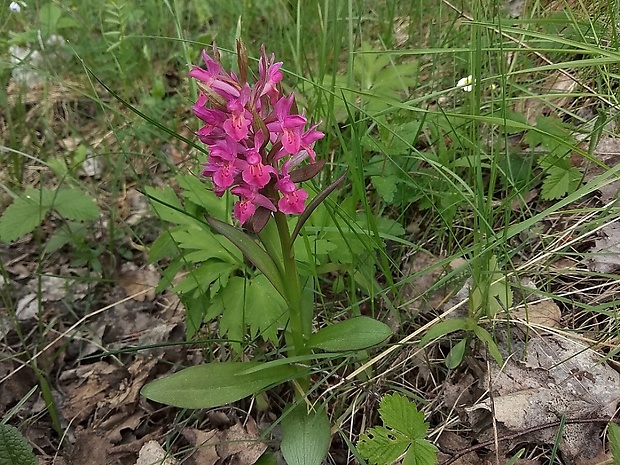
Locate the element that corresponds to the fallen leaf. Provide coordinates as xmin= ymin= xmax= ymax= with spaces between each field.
xmin=182 ymin=428 xmax=220 ymax=465
xmin=588 ymin=222 xmax=620 ymax=273
xmin=468 ymin=331 xmax=620 ymax=464
xmin=135 ymin=440 xmax=178 ymax=465
xmin=217 ymin=419 xmax=267 ymax=465
xmin=510 ymin=299 xmax=562 ymax=328
xmin=518 ymin=71 xmax=577 ymax=125
xmin=119 ymin=265 xmax=160 ymax=301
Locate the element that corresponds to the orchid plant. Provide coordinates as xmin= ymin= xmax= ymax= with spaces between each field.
xmin=141 ymin=42 xmax=392 ymax=465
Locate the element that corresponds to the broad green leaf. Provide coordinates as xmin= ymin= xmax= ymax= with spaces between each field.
xmin=0 ymin=424 xmax=36 ymax=465
xmin=445 ymin=338 xmax=468 ymax=369
xmin=608 ymin=422 xmax=620 ymax=465
xmin=39 ymin=3 xmax=63 ymax=36
xmin=419 ymin=318 xmax=469 ymax=347
xmin=472 ymin=325 xmax=504 ymax=366
xmin=53 ymin=189 xmax=99 ymax=221
xmin=0 ymin=196 xmax=50 ymax=243
xmin=306 ymin=317 xmax=392 ymax=352
xmin=281 ymin=404 xmax=331 ymax=465
xmin=206 ymin=216 xmax=285 ymax=297
xmin=140 ymin=361 xmax=298 ymax=409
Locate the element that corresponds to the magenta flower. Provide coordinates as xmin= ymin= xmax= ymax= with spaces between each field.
xmin=259 ymin=52 xmax=283 ymax=104
xmin=223 ymin=85 xmax=253 ymax=141
xmin=189 ymin=50 xmax=240 ymax=101
xmin=190 ymin=43 xmax=325 ymax=227
xmin=242 ymin=133 xmax=276 ymax=188
xmin=231 ymin=186 xmax=276 ymax=223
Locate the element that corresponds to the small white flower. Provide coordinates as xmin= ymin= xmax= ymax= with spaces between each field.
xmin=9 ymin=2 xmax=21 ymax=12
xmin=456 ymin=75 xmax=474 ymax=92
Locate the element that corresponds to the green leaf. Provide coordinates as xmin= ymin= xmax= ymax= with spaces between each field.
xmin=0 ymin=195 xmax=51 ymax=243
xmin=358 ymin=394 xmax=437 ymax=465
xmin=541 ymin=166 xmax=582 ymax=200
xmin=472 ymin=325 xmax=504 ymax=366
xmin=145 ymin=186 xmax=196 ymax=226
xmin=419 ymin=318 xmax=469 ymax=347
xmin=0 ymin=424 xmax=36 ymax=465
xmin=377 ymin=393 xmax=429 ymax=440
xmin=371 ymin=175 xmax=399 ymax=203
xmin=306 ymin=317 xmax=392 ymax=352
xmin=608 ymin=422 xmax=620 ymax=465
xmin=281 ymin=404 xmax=331 ymax=465
xmin=177 ymin=174 xmax=228 ymax=220
xmin=402 ymin=440 xmax=439 ymax=465
xmin=209 ymin=277 xmax=246 ymax=350
xmin=140 ymin=361 xmax=299 ymax=409
xmin=245 ymin=275 xmax=288 ymax=345
xmin=205 ymin=216 xmax=285 ymax=297
xmin=53 ymin=189 xmax=99 ymax=221
xmin=173 ymin=261 xmax=236 ymax=294
xmin=39 ymin=3 xmax=63 ymax=37
xmin=445 ymin=338 xmax=468 ymax=369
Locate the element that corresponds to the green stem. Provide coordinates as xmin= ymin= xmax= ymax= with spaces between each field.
xmin=273 ymin=212 xmax=307 ymax=357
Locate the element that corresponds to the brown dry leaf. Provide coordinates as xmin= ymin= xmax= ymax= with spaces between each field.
xmin=182 ymin=428 xmax=220 ymax=465
xmin=579 ymin=135 xmax=620 ymax=204
xmin=588 ymin=222 xmax=620 ymax=274
xmin=402 ymin=251 xmax=451 ymax=315
xmin=510 ymin=188 xmax=539 ymax=211
xmin=511 ymin=299 xmax=561 ymax=328
xmin=468 ymin=332 xmax=620 ymax=464
xmin=70 ymin=430 xmax=113 ymax=465
xmin=519 ymin=71 xmax=577 ymax=125
xmin=437 ymin=431 xmax=482 ymax=465
xmin=217 ymin=419 xmax=267 ymax=465
xmin=135 ymin=440 xmax=178 ymax=465
xmin=119 ymin=265 xmax=160 ymax=301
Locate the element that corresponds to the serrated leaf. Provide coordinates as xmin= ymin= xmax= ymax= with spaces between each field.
xmin=358 ymin=426 xmax=409 ymax=464
xmin=140 ymin=361 xmax=299 ymax=409
xmin=358 ymin=394 xmax=437 ymax=465
xmin=281 ymin=404 xmax=331 ymax=465
xmin=209 ymin=276 xmax=246 ymax=349
xmin=541 ymin=166 xmax=582 ymax=200
xmin=378 ymin=393 xmax=429 ymax=440
xmin=173 ymin=261 xmax=236 ymax=294
xmin=306 ymin=317 xmax=392 ymax=352
xmin=0 ymin=424 xmax=37 ymax=465
xmin=371 ymin=175 xmax=399 ymax=203
xmin=53 ymin=189 xmax=99 ymax=221
xmin=402 ymin=440 xmax=438 ymax=465
xmin=177 ymin=174 xmax=228 ymax=220
xmin=0 ymin=196 xmax=50 ymax=243
xmin=145 ymin=185 xmax=196 ymax=225
xmin=245 ymin=275 xmax=288 ymax=344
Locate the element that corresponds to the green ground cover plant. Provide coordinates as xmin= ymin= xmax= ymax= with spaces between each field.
xmin=1 ymin=1 xmax=620 ymax=464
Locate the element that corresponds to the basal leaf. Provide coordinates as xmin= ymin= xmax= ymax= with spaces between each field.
xmin=145 ymin=185 xmax=196 ymax=226
xmin=211 ymin=276 xmax=246 ymax=349
xmin=419 ymin=318 xmax=469 ymax=347
xmin=541 ymin=166 xmax=582 ymax=200
xmin=0 ymin=424 xmax=36 ymax=465
xmin=281 ymin=404 xmax=331 ymax=465
xmin=141 ymin=361 xmax=298 ymax=409
xmin=371 ymin=175 xmax=399 ymax=204
xmin=306 ymin=317 xmax=392 ymax=352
